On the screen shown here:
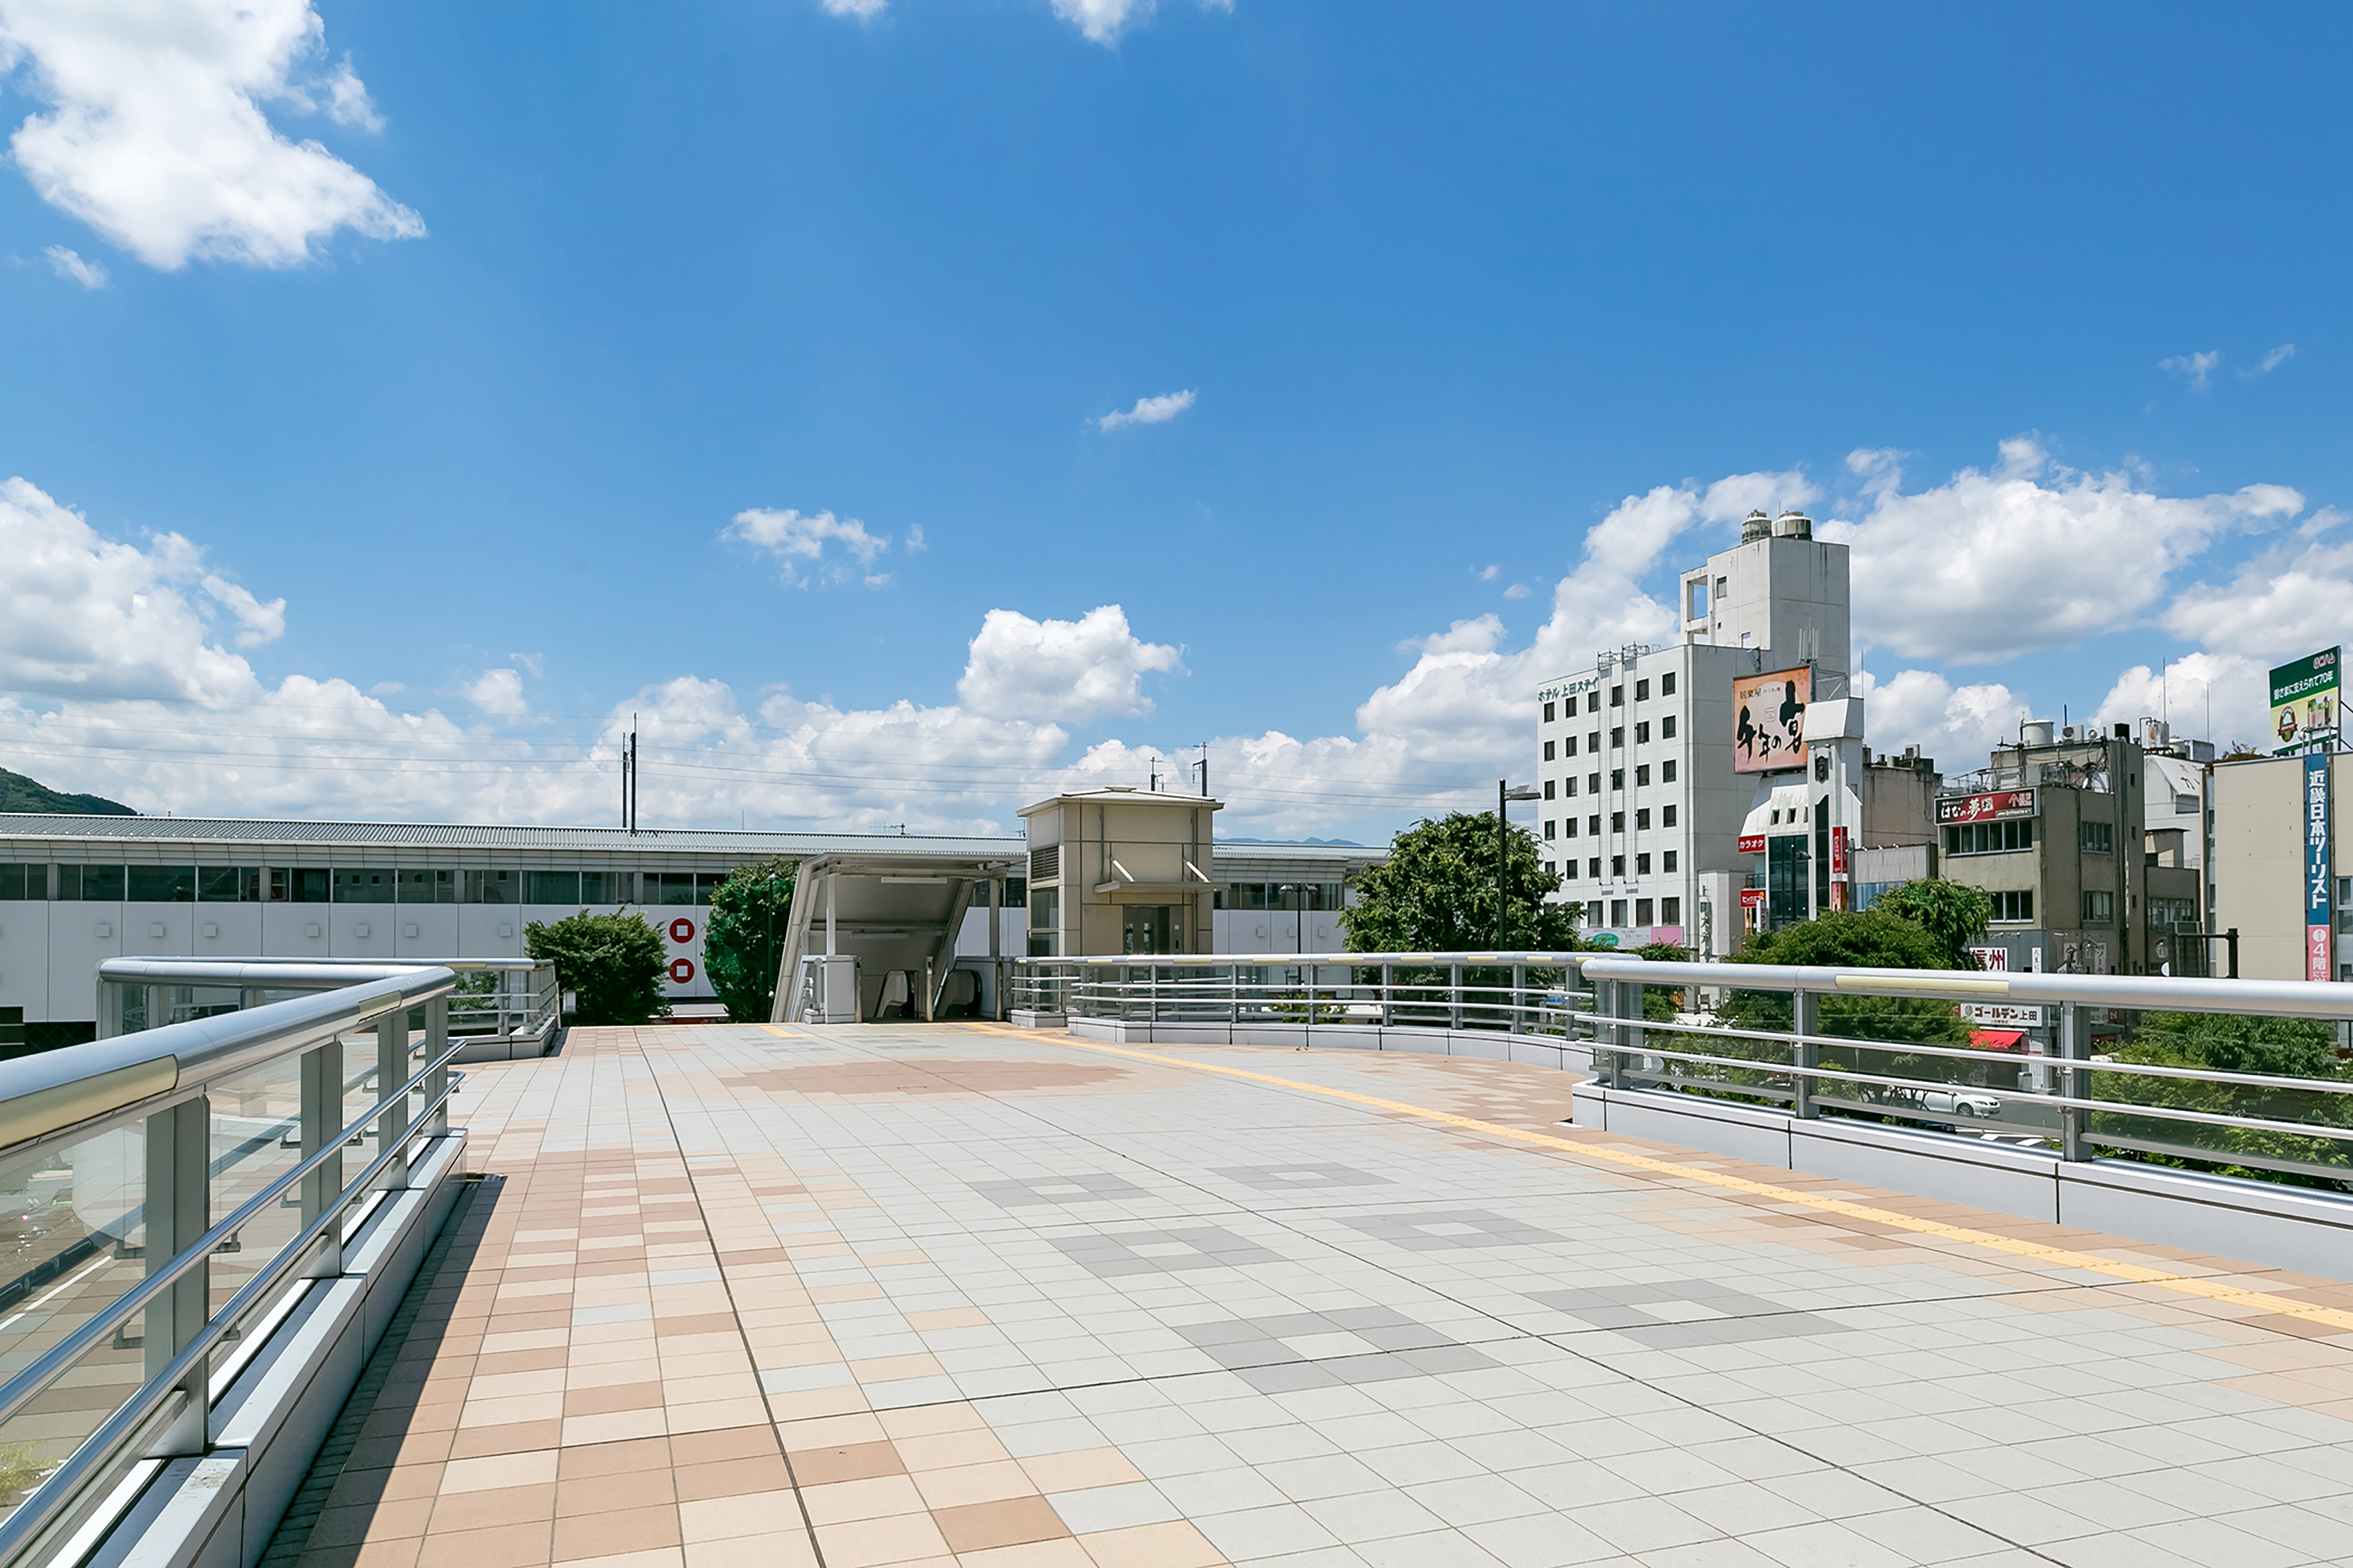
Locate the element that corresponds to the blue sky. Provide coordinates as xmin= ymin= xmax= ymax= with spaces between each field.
xmin=1 ymin=1 xmax=2349 ymax=839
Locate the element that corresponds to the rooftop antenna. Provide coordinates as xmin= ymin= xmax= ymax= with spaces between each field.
xmin=1199 ymin=741 xmax=1210 ymax=798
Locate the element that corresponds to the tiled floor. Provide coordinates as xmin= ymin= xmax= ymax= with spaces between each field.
xmin=274 ymin=1020 xmax=2353 ymax=1568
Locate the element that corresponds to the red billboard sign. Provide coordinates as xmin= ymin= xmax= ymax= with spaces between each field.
xmin=1737 ymin=833 xmax=1765 ymax=854
xmin=1936 ymin=789 xmax=2036 ymax=826
xmin=1739 ymin=888 xmax=1767 ymax=909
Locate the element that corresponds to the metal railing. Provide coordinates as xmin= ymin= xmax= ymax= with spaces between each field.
xmin=1008 ymin=953 xmax=2353 ymax=1190
xmin=0 ymin=965 xmax=465 ymax=1567
xmin=95 ymin=958 xmax=559 ymax=1052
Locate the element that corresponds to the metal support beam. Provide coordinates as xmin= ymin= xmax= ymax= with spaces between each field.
xmin=426 ymin=995 xmax=450 ymax=1136
xmin=376 ymin=1010 xmax=410 ymax=1191
xmin=301 ymin=1042 xmax=346 ymax=1278
xmin=143 ymin=1096 xmax=209 ymax=1456
xmin=2059 ymin=1001 xmax=2086 ymax=1161
xmin=1792 ymin=989 xmax=1818 ymax=1119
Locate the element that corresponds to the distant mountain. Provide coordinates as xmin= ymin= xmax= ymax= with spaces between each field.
xmin=0 ymin=768 xmax=136 ymax=816
xmin=1217 ymin=836 xmax=1367 ymax=848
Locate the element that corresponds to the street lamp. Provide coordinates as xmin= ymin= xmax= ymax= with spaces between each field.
xmin=1497 ymin=780 xmax=1542 ymax=950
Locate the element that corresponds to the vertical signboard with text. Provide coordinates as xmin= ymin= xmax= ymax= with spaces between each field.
xmin=2307 ymin=750 xmax=2334 ymax=983
xmin=1731 ymin=666 xmax=1810 ymax=773
xmin=2272 ymin=647 xmax=2342 ymax=753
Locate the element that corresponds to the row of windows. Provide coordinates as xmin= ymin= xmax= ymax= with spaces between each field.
xmin=1544 ymin=805 xmax=1679 ymax=841
xmin=1989 ymin=890 xmax=2034 ymax=922
xmin=0 ymin=864 xmax=726 ymax=906
xmin=1214 ymin=882 xmax=1345 ymax=911
xmin=1944 ymin=820 xmax=2033 ymax=856
xmin=1549 ymin=850 xmax=1681 ymax=880
xmin=1540 ymin=671 xmax=1679 ymax=725
xmin=1540 ymin=716 xmax=1681 ymax=761
xmin=1545 ymin=760 xmax=1681 ymax=801
xmin=1579 ymin=896 xmax=1681 ymax=929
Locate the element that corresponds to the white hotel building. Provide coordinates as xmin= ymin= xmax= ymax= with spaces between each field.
xmin=1534 ymin=510 xmax=1857 ymax=957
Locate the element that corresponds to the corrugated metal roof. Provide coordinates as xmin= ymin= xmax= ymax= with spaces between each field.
xmin=0 ymin=813 xmax=1384 ymax=868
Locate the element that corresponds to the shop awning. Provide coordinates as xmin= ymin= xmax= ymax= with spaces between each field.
xmin=1968 ymin=1030 xmax=2028 ymax=1052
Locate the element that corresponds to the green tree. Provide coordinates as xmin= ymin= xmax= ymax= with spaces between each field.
xmin=1870 ymin=880 xmax=1993 ymax=968
xmin=704 ymin=858 xmax=797 ymax=1023
xmin=526 ymin=911 xmax=668 ymax=1026
xmin=1340 ymin=811 xmax=1581 ymax=954
xmin=2093 ymin=1012 xmax=2353 ymax=1189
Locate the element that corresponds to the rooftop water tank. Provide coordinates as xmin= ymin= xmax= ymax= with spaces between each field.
xmin=2021 ymin=718 xmax=2055 ymax=747
xmin=1741 ymin=509 xmax=1772 ymax=543
xmin=1771 ymin=509 xmax=1813 ymax=540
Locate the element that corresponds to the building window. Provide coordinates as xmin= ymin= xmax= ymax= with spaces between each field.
xmin=1565 ymin=819 xmax=1579 ymax=839
xmin=1662 ymin=759 xmax=1677 ymax=783
xmin=1611 ymin=727 xmax=1624 ymax=749
xmin=399 ymin=868 xmax=458 ymax=904
xmin=1611 ymin=855 xmax=1626 ymax=878
xmin=128 ymin=866 xmax=198 ymax=903
xmin=280 ymin=868 xmax=330 ymax=903
xmin=2082 ymin=890 xmax=2114 ymax=924
xmin=1544 ymin=779 xmax=1555 ymax=800
xmin=1587 ymin=858 xmax=1601 ymax=879
xmin=1567 ymin=778 xmax=1579 ymax=797
xmin=1565 ymin=736 xmax=1579 ymax=756
xmin=1589 ymin=900 xmax=1607 ymax=925
xmin=1543 ymin=701 xmax=1556 ymax=723
xmin=1946 ymin=819 xmax=2034 ymax=855
xmin=524 ymin=870 xmax=580 ymax=903
xmin=1544 ymin=820 xmax=1556 ymax=840
xmin=1662 ymin=715 xmax=1677 ymax=739
xmin=1588 ymin=772 xmax=1601 ymax=794
xmin=0 ymin=865 xmax=38 ymax=900
xmin=1588 ymin=731 xmax=1601 ymax=751
xmin=1662 ymin=672 xmax=1677 ymax=696
xmin=1634 ymin=721 xmax=1650 ymax=745
xmin=1587 ymin=815 xmax=1601 ymax=835
xmin=1558 ymin=860 xmax=1574 ymax=880
xmin=1610 ymin=686 xmax=1624 ymax=707
xmin=1662 ymin=896 xmax=1681 ymax=924
xmin=198 ymin=867 xmax=264 ymax=903
xmin=333 ymin=870 xmax=395 ymax=905
xmin=1635 ymin=809 xmax=1651 ymax=831
xmin=58 ymin=866 xmax=128 ymax=901
xmin=1543 ymin=739 xmax=1555 ymax=762
xmin=465 ymin=870 xmax=520 ymax=905
xmin=1636 ymin=854 xmax=1652 ymax=875
xmin=1587 ymin=692 xmax=1601 ymax=712
xmin=1611 ymin=811 xmax=1625 ymax=833
xmin=1635 ymin=764 xmax=1651 ymax=786
xmin=2079 ymin=821 xmax=2114 ymax=854
xmin=1635 ymin=679 xmax=1650 ymax=702
xmin=1989 ymin=890 xmax=2034 ymax=922
xmin=1663 ymin=804 xmax=1677 ymax=827
xmin=1663 ymin=851 xmax=1678 ymax=872
xmin=1610 ymin=899 xmax=1628 ymax=925
xmin=1610 ymin=769 xmax=1624 ymax=791
xmin=1635 ymin=897 xmax=1654 ymax=924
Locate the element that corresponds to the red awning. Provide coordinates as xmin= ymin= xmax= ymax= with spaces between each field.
xmin=1969 ymin=1030 xmax=2028 ymax=1052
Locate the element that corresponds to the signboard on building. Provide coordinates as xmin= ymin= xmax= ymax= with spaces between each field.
xmin=1936 ymin=790 xmax=2036 ymax=826
xmin=2307 ymin=749 xmax=2334 ymax=982
xmin=1966 ymin=945 xmax=2009 ymax=971
xmin=1732 ymin=666 xmax=1810 ymax=774
xmin=1537 ymin=673 xmax=1601 ymax=706
xmin=1737 ymin=832 xmax=1765 ymax=854
xmin=1739 ymin=888 xmax=1766 ymax=909
xmin=2271 ymin=647 xmax=2342 ymax=752
xmin=1958 ymin=1001 xmax=2044 ymax=1028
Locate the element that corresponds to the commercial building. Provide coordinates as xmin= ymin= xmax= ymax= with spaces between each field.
xmin=0 ymin=811 xmax=1386 ymax=1041
xmin=1533 ymin=508 xmax=1866 ymax=957
xmin=2210 ymin=749 xmax=2353 ymax=982
xmin=1933 ymin=720 xmax=2196 ymax=975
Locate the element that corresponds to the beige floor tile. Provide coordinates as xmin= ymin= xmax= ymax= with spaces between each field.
xmin=1074 ymin=1520 xmax=1227 ymax=1567
xmin=799 ymin=1473 xmax=928 ymax=1525
xmin=680 ymin=1532 xmax=820 ymax=1568
xmin=809 ymin=1512 xmax=951 ymax=1568
xmin=909 ymin=1460 xmax=1037 ymax=1510
xmin=678 ymin=1489 xmax=807 ymax=1543
xmin=439 ymin=1450 xmax=560 ymax=1493
xmin=1019 ymin=1450 xmax=1142 ymax=1494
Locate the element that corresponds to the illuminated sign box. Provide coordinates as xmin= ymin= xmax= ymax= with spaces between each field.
xmin=1936 ymin=789 xmax=2036 ymax=825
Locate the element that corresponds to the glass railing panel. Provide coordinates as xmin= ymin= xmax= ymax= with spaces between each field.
xmin=205 ymin=1055 xmax=306 ymax=1319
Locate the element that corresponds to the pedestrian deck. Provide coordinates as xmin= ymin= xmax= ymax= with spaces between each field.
xmin=270 ymin=1020 xmax=2353 ymax=1568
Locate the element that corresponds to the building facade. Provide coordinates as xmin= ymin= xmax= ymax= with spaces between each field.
xmin=1533 ymin=509 xmax=1858 ymax=956
xmin=2209 ymin=749 xmax=2353 ymax=982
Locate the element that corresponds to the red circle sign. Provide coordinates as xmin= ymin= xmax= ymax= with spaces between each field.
xmin=669 ymin=918 xmax=696 ymax=944
xmin=668 ymin=958 xmax=696 ymax=984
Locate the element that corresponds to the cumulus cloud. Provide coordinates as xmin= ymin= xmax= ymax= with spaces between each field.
xmin=2161 ymin=350 xmax=2221 ymax=390
xmin=198 ymin=573 xmax=286 ymax=645
xmin=1853 ymin=669 xmax=2028 ymax=766
xmin=43 ymin=243 xmax=105 ymax=287
xmin=723 ymin=507 xmax=896 ymax=587
xmin=1822 ymin=437 xmax=2301 ymax=664
xmin=1098 ymin=388 xmax=1194 ymax=430
xmin=2162 ymin=522 xmax=2353 ymax=663
xmin=464 ymin=668 xmax=528 ymax=719
xmin=957 ymin=606 xmax=1182 ymax=723
xmin=2090 ymin=652 xmax=2266 ymax=749
xmin=0 ymin=0 xmax=425 ymax=270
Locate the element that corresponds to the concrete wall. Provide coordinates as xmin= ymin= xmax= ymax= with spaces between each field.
xmin=2210 ymin=753 xmax=2314 ymax=982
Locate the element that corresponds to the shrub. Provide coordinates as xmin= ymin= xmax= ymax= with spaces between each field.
xmin=704 ymin=859 xmax=798 ymax=1023
xmin=526 ymin=911 xmax=668 ymax=1026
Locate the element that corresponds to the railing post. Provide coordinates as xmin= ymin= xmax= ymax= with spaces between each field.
xmin=301 ymin=1040 xmax=346 ymax=1278
xmin=2059 ymin=1000 xmax=2086 ymax=1161
xmin=1792 ymin=988 xmax=1817 ymax=1119
xmin=426 ymin=993 xmax=450 ymax=1135
xmin=1603 ymin=979 xmax=1629 ymax=1089
xmin=1382 ymin=964 xmax=1394 ymax=1028
xmin=1304 ymin=966 xmax=1316 ymax=1036
xmin=1450 ymin=964 xmax=1464 ymax=1030
xmin=376 ymin=1010 xmax=410 ymax=1191
xmin=1230 ymin=965 xmax=1239 ymax=1026
xmin=1511 ymin=964 xmax=1525 ymax=1034
xmin=143 ymin=1096 xmax=210 ymax=1456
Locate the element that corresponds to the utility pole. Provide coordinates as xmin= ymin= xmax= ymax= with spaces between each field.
xmin=1497 ymin=780 xmax=1541 ymax=948
xmin=1199 ymin=742 xmax=1210 ymax=798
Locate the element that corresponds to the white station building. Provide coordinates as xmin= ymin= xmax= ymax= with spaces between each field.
xmin=1533 ymin=509 xmax=1863 ymax=957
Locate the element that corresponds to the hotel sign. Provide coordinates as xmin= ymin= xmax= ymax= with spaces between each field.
xmin=1537 ymin=674 xmax=1601 ymax=704
xmin=1936 ymin=789 xmax=2036 ymax=826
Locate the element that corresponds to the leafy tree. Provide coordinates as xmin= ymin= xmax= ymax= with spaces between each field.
xmin=1636 ymin=941 xmax=1691 ymax=1024
xmin=526 ymin=911 xmax=668 ymax=1026
xmin=703 ymin=858 xmax=798 ymax=1023
xmin=2093 ymin=1012 xmax=2353 ymax=1189
xmin=1869 ymin=880 xmax=1992 ymax=968
xmin=1341 ymin=811 xmax=1581 ymax=954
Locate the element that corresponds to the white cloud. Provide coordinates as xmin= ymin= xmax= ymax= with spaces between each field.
xmin=723 ymin=507 xmax=896 ymax=587
xmin=1502 ymin=583 xmax=1531 ymax=600
xmin=1098 ymin=388 xmax=1194 ymax=430
xmin=956 ymin=606 xmax=1182 ymax=723
xmin=1051 ymin=0 xmax=1152 ymax=44
xmin=1823 ymin=437 xmax=2301 ymax=664
xmin=905 ymin=523 xmax=927 ymax=553
xmin=822 ymin=0 xmax=887 ymax=15
xmin=510 ymin=651 xmax=545 ymax=677
xmin=2251 ymin=343 xmax=2297 ymax=376
xmin=2161 ymin=350 xmax=2221 ymax=390
xmin=2089 ymin=652 xmax=2266 ymax=749
xmin=464 ymin=668 xmax=528 ymax=719
xmin=0 ymin=0 xmax=424 ymax=270
xmin=198 ymin=573 xmax=286 ymax=645
xmin=1853 ymin=669 xmax=2028 ymax=766
xmin=43 ymin=243 xmax=105 ymax=287
xmin=2162 ymin=522 xmax=2353 ymax=663
xmin=1474 ymin=564 xmax=1499 ymax=581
